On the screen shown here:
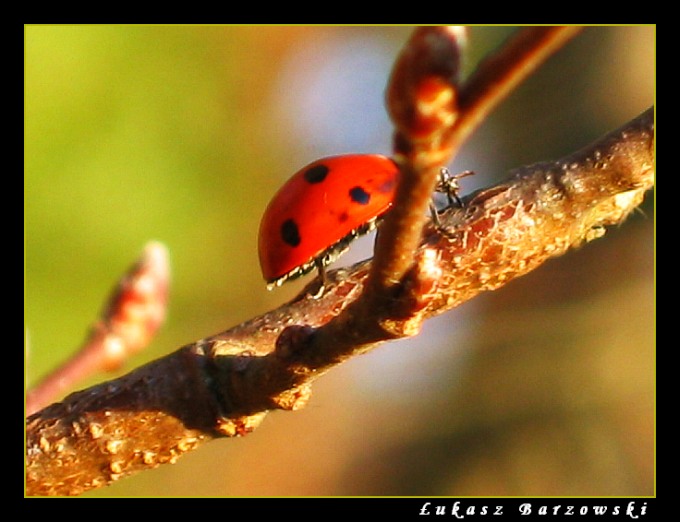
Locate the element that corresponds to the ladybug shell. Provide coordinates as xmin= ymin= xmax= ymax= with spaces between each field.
xmin=258 ymin=154 xmax=399 ymax=287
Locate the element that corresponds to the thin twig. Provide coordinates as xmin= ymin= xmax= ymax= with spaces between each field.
xmin=25 ymin=242 xmax=169 ymax=416
xmin=452 ymin=27 xmax=582 ymax=151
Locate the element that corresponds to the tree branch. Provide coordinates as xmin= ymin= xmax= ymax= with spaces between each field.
xmin=26 ymin=107 xmax=654 ymax=496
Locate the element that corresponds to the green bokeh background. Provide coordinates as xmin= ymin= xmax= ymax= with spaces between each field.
xmin=25 ymin=26 xmax=654 ymax=497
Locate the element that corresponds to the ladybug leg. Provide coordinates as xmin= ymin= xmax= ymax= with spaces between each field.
xmin=317 ymin=260 xmax=328 ymax=287
xmin=309 ymin=258 xmax=328 ymax=299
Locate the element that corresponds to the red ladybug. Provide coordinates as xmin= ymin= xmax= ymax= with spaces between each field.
xmin=258 ymin=154 xmax=399 ymax=290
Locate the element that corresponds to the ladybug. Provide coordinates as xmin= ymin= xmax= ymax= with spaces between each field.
xmin=258 ymin=154 xmax=471 ymax=291
xmin=258 ymin=154 xmax=400 ymax=290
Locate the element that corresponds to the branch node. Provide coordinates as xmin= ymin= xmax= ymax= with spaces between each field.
xmin=274 ymin=324 xmax=316 ymax=361
xmin=215 ymin=412 xmax=268 ymax=437
xmin=376 ymin=247 xmax=443 ymax=338
xmin=270 ymin=383 xmax=313 ymax=411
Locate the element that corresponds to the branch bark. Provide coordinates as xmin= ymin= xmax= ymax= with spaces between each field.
xmin=26 ymin=106 xmax=654 ymax=496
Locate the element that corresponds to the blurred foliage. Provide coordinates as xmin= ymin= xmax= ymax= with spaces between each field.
xmin=25 ymin=25 xmax=654 ymax=497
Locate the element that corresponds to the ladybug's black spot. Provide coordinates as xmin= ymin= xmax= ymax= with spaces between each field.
xmin=349 ymin=186 xmax=371 ymax=205
xmin=280 ymin=219 xmax=301 ymax=247
xmin=304 ymin=164 xmax=330 ymax=184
